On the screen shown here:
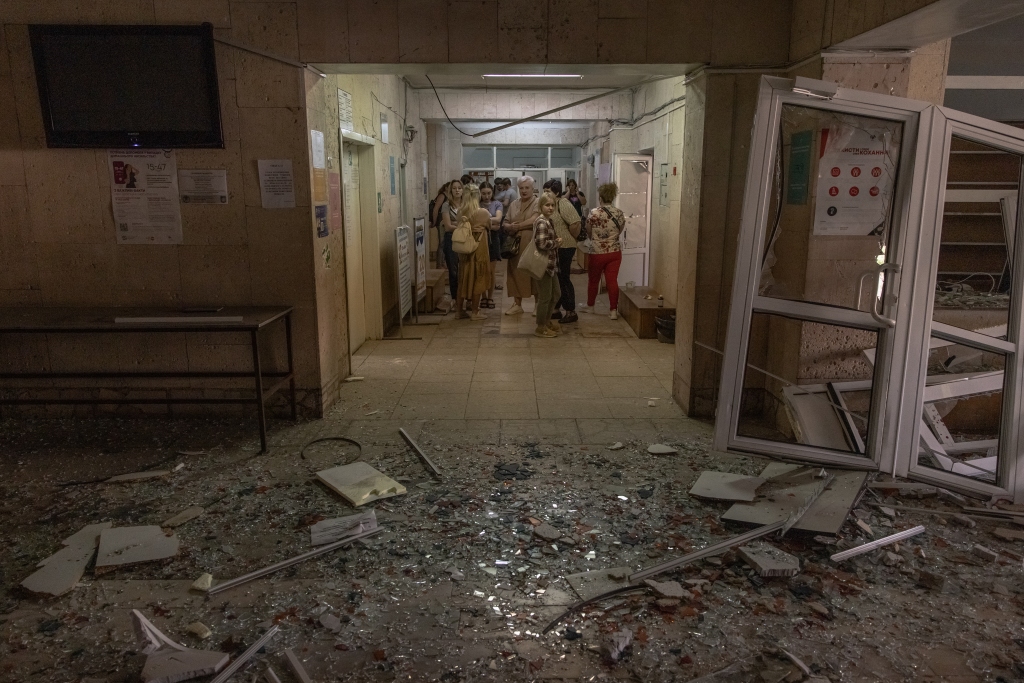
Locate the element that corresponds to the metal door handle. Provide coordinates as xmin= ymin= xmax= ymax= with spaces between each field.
xmin=871 ymin=263 xmax=900 ymax=328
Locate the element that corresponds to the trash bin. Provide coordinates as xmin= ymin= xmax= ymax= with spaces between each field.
xmin=655 ymin=315 xmax=675 ymax=344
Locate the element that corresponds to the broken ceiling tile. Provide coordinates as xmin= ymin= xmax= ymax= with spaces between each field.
xmin=316 ymin=462 xmax=407 ymax=506
xmin=564 ymin=566 xmax=631 ymax=601
xmin=647 ymin=444 xmax=678 ymax=455
xmin=95 ymin=526 xmax=180 ymax=574
xmin=688 ymin=471 xmax=766 ymax=502
xmin=533 ymin=523 xmax=562 ymax=541
xmin=310 ymin=510 xmax=378 ymax=546
xmin=132 ymin=610 xmax=228 ymax=683
xmin=738 ymin=542 xmax=801 ymax=577
xmin=608 ymin=442 xmax=624 ymax=450
xmin=722 ymin=463 xmax=867 ymax=535
xmin=21 ymin=522 xmax=111 ymax=597
xmin=191 ymin=573 xmax=213 ymax=592
xmin=643 ymin=579 xmax=686 ymax=599
xmin=161 ymin=507 xmax=204 ymax=528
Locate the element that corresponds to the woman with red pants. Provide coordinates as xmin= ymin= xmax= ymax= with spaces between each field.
xmin=580 ymin=183 xmax=625 ymax=320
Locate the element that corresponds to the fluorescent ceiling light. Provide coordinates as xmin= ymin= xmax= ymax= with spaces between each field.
xmin=481 ymin=74 xmax=583 ymax=79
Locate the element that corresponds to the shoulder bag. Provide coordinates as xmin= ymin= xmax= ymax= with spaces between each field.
xmin=516 ymin=235 xmax=549 ymax=279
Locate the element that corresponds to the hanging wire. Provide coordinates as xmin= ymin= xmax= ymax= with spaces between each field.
xmin=425 ymin=75 xmax=474 ymax=137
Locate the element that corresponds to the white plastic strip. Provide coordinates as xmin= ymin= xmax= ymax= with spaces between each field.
xmin=830 ymin=525 xmax=926 ymax=562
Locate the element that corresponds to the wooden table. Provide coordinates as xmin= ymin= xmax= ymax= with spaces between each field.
xmin=618 ymin=287 xmax=675 ymax=339
xmin=0 ymin=306 xmax=296 ymax=453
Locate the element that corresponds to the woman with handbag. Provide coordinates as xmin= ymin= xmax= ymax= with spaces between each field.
xmin=503 ymin=176 xmax=540 ymax=316
xmin=580 ymin=183 xmax=626 ymax=320
xmin=453 ymin=184 xmax=492 ymax=321
xmin=530 ymin=191 xmax=563 ymax=337
xmin=480 ymin=182 xmax=503 ymax=309
xmin=440 ymin=179 xmax=464 ymax=309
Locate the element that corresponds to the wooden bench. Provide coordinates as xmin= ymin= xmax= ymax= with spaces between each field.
xmin=618 ymin=286 xmax=675 ymax=339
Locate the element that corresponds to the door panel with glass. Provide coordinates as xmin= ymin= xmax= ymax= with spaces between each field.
xmin=714 ymin=77 xmax=935 ymax=471
xmin=901 ymin=111 xmax=1024 ymax=499
xmin=716 ymin=76 xmax=1024 ymax=501
xmin=614 ymin=154 xmax=653 ymax=287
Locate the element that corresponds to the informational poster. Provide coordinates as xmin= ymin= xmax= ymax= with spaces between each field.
xmin=311 ymin=130 xmax=326 ymax=169
xmin=337 ymin=89 xmax=354 ymax=133
xmin=315 ymin=205 xmax=328 ymax=238
xmin=787 ymin=130 xmax=812 ymax=205
xmin=258 ymin=160 xmax=295 ymax=209
xmin=813 ymin=123 xmax=899 ymax=235
xmin=178 ymin=169 xmax=228 ymax=204
xmin=108 ymin=149 xmax=183 ymax=244
xmin=395 ymin=225 xmax=412 ymax=318
xmin=414 ymin=217 xmax=427 ymax=300
xmin=328 ymin=172 xmax=342 ymax=234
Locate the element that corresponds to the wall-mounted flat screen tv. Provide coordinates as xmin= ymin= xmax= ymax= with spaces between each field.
xmin=29 ymin=24 xmax=223 ymax=148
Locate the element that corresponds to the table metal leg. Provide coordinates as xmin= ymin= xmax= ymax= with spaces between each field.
xmin=251 ymin=330 xmax=267 ymax=453
xmin=285 ymin=313 xmax=297 ymax=421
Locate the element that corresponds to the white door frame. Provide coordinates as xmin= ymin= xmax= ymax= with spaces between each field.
xmin=613 ymin=153 xmax=654 ymax=287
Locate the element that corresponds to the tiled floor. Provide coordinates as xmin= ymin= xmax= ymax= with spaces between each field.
xmin=342 ymin=274 xmax=682 ymax=433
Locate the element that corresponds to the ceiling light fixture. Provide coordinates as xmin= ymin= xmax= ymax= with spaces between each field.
xmin=481 ymin=74 xmax=583 ymax=79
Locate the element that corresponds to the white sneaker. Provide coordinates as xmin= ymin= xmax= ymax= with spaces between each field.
xmin=505 ymin=304 xmax=524 ymax=315
xmin=578 ymin=305 xmax=592 ymax=313
xmin=610 ymin=310 xmax=618 ymax=320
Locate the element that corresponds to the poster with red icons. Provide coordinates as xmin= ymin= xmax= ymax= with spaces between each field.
xmin=812 ymin=122 xmax=899 ymax=236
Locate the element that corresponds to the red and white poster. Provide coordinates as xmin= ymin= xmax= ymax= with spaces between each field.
xmin=108 ymin=149 xmax=183 ymax=244
xmin=812 ymin=122 xmax=899 ymax=236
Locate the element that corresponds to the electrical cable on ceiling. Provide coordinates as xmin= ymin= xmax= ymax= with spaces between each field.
xmin=425 ymin=74 xmax=476 ymax=137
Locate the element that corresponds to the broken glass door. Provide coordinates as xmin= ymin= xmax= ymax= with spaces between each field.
xmin=614 ymin=154 xmax=653 ymax=288
xmin=714 ymin=77 xmax=936 ymax=470
xmin=900 ymin=109 xmax=1024 ymax=499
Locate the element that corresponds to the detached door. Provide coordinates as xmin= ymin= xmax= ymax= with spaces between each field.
xmin=713 ymin=76 xmax=938 ymax=471
xmin=613 ymin=154 xmax=653 ymax=287
xmin=900 ymin=108 xmax=1024 ymax=500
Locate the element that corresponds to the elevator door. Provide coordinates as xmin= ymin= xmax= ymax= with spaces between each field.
xmin=342 ymin=143 xmax=366 ymax=354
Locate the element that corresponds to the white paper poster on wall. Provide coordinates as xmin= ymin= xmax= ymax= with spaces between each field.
xmin=258 ymin=159 xmax=296 ymax=209
xmin=338 ymin=89 xmax=354 ymax=133
xmin=178 ymin=169 xmax=228 ymax=204
xmin=812 ymin=122 xmax=899 ymax=236
xmin=108 ymin=149 xmax=182 ymax=244
xmin=311 ymin=130 xmax=326 ymax=170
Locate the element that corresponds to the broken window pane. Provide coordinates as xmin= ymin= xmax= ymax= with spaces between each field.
xmin=737 ymin=312 xmax=877 ymax=456
xmin=931 ymin=136 xmax=1021 ymax=338
xmin=758 ymin=104 xmax=903 ymax=312
xmin=918 ymin=336 xmax=1006 ymax=483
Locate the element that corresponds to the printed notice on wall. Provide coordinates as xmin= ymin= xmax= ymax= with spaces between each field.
xmin=311 ymin=130 xmax=326 ymax=170
xmin=338 ymin=89 xmax=354 ymax=133
xmin=178 ymin=169 xmax=228 ymax=204
xmin=396 ymin=225 xmax=412 ymax=318
xmin=108 ymin=149 xmax=183 ymax=244
xmin=812 ymin=122 xmax=900 ymax=236
xmin=328 ymin=172 xmax=342 ymax=234
xmin=258 ymin=159 xmax=295 ymax=209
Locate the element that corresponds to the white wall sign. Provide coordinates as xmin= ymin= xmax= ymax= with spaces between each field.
xmin=108 ymin=149 xmax=182 ymax=244
xmin=380 ymin=113 xmax=389 ymax=144
xmin=338 ymin=89 xmax=354 ymax=133
xmin=178 ymin=169 xmax=228 ymax=204
xmin=812 ymin=123 xmax=899 ymax=236
xmin=311 ymin=130 xmax=326 ymax=170
xmin=257 ymin=159 xmax=296 ymax=209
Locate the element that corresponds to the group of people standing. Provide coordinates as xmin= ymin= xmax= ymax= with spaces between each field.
xmin=431 ymin=173 xmax=625 ymax=338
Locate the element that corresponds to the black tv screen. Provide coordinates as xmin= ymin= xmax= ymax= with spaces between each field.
xmin=29 ymin=24 xmax=223 ymax=148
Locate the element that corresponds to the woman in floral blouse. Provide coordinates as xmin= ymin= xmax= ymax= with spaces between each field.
xmin=532 ymin=191 xmax=563 ymax=338
xmin=581 ymin=183 xmax=626 ymax=320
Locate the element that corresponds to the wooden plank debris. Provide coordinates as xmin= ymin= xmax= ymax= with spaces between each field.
xmin=131 ymin=609 xmax=229 ymax=683
xmin=830 ymin=526 xmax=926 ymax=562
xmin=399 ymin=428 xmax=442 ymax=476
xmin=316 ymin=462 xmax=406 ymax=506
xmin=21 ymin=522 xmax=111 ymax=597
xmin=207 ymin=526 xmax=382 ymax=595
xmin=95 ymin=526 xmax=179 ymax=574
xmin=723 ymin=464 xmax=865 ymax=535
xmin=209 ymin=625 xmax=279 ymax=683
xmin=162 ymin=507 xmax=204 ymax=528
xmin=310 ymin=510 xmax=378 ymax=546
xmin=285 ymin=649 xmax=314 ymax=683
xmin=688 ymin=471 xmax=766 ymax=502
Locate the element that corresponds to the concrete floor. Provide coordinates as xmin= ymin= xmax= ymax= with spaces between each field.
xmin=2 ymin=277 xmax=1024 ymax=682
